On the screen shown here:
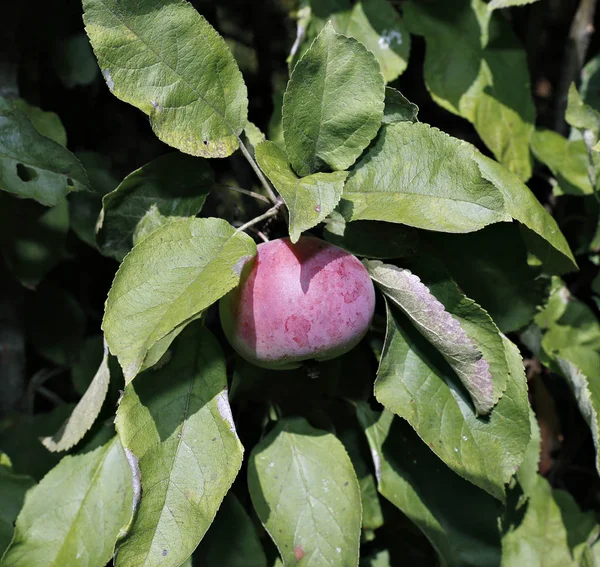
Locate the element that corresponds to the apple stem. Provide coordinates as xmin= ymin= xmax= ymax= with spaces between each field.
xmin=235 ymin=200 xmax=283 ymax=234
xmin=237 ymin=137 xmax=280 ymax=205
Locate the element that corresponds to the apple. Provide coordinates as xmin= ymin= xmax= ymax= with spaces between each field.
xmin=219 ymin=236 xmax=376 ymax=369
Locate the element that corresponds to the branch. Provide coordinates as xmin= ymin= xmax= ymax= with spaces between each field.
xmin=237 ymin=138 xmax=279 ymax=204
xmin=555 ymin=0 xmax=598 ymax=134
xmin=215 ymin=184 xmax=271 ymax=204
xmin=235 ymin=201 xmax=282 ymax=234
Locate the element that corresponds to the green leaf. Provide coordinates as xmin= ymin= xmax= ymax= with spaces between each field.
xmin=52 ymin=34 xmax=99 ymax=89
xmin=404 ymin=0 xmax=535 ymax=181
xmin=357 ymin=405 xmax=503 ymax=567
xmin=97 ymin=152 xmax=213 ymax=261
xmin=27 ymin=287 xmax=85 ymax=367
xmin=488 ymin=0 xmax=540 ymax=8
xmin=194 ymin=493 xmax=267 ymax=567
xmin=248 ymin=417 xmax=362 ymax=567
xmin=366 ymin=260 xmax=502 ymax=415
xmin=516 ymin=408 xmax=542 ymax=496
xmin=530 ymin=129 xmax=592 ymax=196
xmin=373 ymin=300 xmax=530 ymax=500
xmin=581 ymin=55 xmax=600 ymax=112
xmin=341 ymin=122 xmax=510 ymax=232
xmin=0 ymin=97 xmax=89 ymax=206
xmin=426 ymin=223 xmax=549 ymax=333
xmin=114 ymin=324 xmax=242 ymax=567
xmin=501 ymin=475 xmax=598 ymax=567
xmin=41 ymin=341 xmax=111 ymax=452
xmin=473 ymin=152 xmax=577 ymax=274
xmin=83 ymin=0 xmax=248 ymax=158
xmin=382 ymin=87 xmax=419 ymax=125
xmin=69 ymin=151 xmax=118 ymax=248
xmin=1 ymin=437 xmax=132 ymax=567
xmin=0 ymin=467 xmax=35 ymax=557
xmin=323 ymin=211 xmax=418 ymax=259
xmin=343 ymin=0 xmax=410 ymax=83
xmin=566 ymin=83 xmax=600 ymax=135
xmin=0 ymin=196 xmax=69 ymax=289
xmin=102 ymin=217 xmax=256 ymax=381
xmin=0 ymin=406 xmax=75 ymax=481
xmin=282 ymin=22 xmax=385 ymax=177
xmin=13 ymin=99 xmax=67 ymax=147
xmin=255 ymin=141 xmax=347 ymax=242
xmin=360 ymin=550 xmax=391 ymax=567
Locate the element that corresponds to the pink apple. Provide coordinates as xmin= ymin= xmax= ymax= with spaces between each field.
xmin=220 ymin=236 xmax=376 ymax=369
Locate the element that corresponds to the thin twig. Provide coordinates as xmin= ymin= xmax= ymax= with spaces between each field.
xmin=237 ymin=137 xmax=279 ymax=204
xmin=215 ymin=184 xmax=271 ymax=204
xmin=235 ymin=201 xmax=282 ymax=234
xmin=555 ymin=0 xmax=598 ymax=134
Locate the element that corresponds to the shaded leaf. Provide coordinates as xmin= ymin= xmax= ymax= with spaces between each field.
xmin=374 ymin=300 xmax=530 ymax=500
xmin=114 ymin=324 xmax=242 ymax=567
xmin=501 ymin=475 xmax=598 ymax=567
xmin=341 ymin=122 xmax=510 ymax=232
xmin=0 ymin=467 xmax=35 ymax=557
xmin=102 ymin=217 xmax=256 ymax=381
xmin=1 ymin=437 xmax=132 ymax=567
xmin=324 ymin=211 xmax=418 ymax=259
xmin=255 ymin=141 xmax=347 ymax=242
xmin=97 ymin=152 xmax=213 ymax=261
xmin=283 ymin=22 xmax=384 ymax=176
xmin=366 ymin=260 xmax=498 ymax=415
xmin=473 ymin=152 xmax=577 ymax=274
xmin=489 ymin=0 xmax=540 ymax=8
xmin=566 ymin=83 xmax=600 ymax=135
xmin=581 ymin=55 xmax=600 ymax=112
xmin=531 ymin=129 xmax=592 ymax=196
xmin=358 ymin=405 xmax=503 ymax=567
xmin=0 ymin=196 xmax=69 ymax=289
xmin=52 ymin=34 xmax=99 ymax=89
xmin=194 ymin=493 xmax=267 ymax=567
xmin=83 ymin=0 xmax=248 ymax=157
xmin=426 ymin=223 xmax=549 ymax=333
xmin=404 ymin=0 xmax=535 ymax=181
xmin=382 ymin=87 xmax=419 ymax=125
xmin=13 ymin=99 xmax=67 ymax=147
xmin=41 ymin=340 xmax=111 ymax=452
xmin=248 ymin=417 xmax=361 ymax=567
xmin=0 ymin=97 xmax=89 ymax=205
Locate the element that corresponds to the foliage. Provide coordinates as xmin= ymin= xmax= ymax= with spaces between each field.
xmin=0 ymin=0 xmax=599 ymax=565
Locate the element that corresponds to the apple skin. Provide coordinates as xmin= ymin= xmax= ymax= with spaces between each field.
xmin=219 ymin=236 xmax=376 ymax=369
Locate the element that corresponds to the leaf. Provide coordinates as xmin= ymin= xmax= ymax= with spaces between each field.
xmin=0 ymin=406 xmax=75 ymax=481
xmin=382 ymin=87 xmax=419 ymax=125
xmin=13 ymin=99 xmax=67 ymax=147
xmin=0 ymin=467 xmax=35 ymax=556
xmin=248 ymin=417 xmax=362 ymax=567
xmin=426 ymin=223 xmax=549 ymax=333
xmin=357 ymin=405 xmax=503 ymax=567
xmin=404 ymin=0 xmax=535 ymax=181
xmin=323 ymin=211 xmax=418 ymax=259
xmin=0 ymin=97 xmax=89 ymax=205
xmin=41 ymin=340 xmax=111 ymax=452
xmin=97 ymin=152 xmax=213 ymax=260
xmin=255 ymin=141 xmax=347 ymax=242
xmin=566 ymin=83 xmax=600 ymax=135
xmin=340 ymin=122 xmax=510 ymax=232
xmin=581 ymin=55 xmax=600 ymax=112
xmin=343 ymin=0 xmax=411 ymax=83
xmin=501 ymin=475 xmax=598 ymax=567
xmin=360 ymin=550 xmax=391 ymax=567
xmin=282 ymin=22 xmax=385 ymax=177
xmin=489 ymin=0 xmax=540 ymax=8
xmin=27 ymin=287 xmax=85 ymax=367
xmin=1 ymin=437 xmax=132 ymax=567
xmin=102 ymin=217 xmax=256 ymax=381
xmin=114 ymin=324 xmax=242 ymax=567
xmin=83 ymin=0 xmax=248 ymax=158
xmin=0 ymin=195 xmax=69 ymax=289
xmin=373 ymin=299 xmax=530 ymax=500
xmin=52 ymin=33 xmax=99 ymax=89
xmin=473 ymin=152 xmax=577 ymax=274
xmin=516 ymin=408 xmax=542 ymax=497
xmin=530 ymin=129 xmax=592 ymax=196
xmin=69 ymin=151 xmax=118 ymax=248
xmin=194 ymin=493 xmax=267 ymax=567
xmin=366 ymin=260 xmax=499 ymax=415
